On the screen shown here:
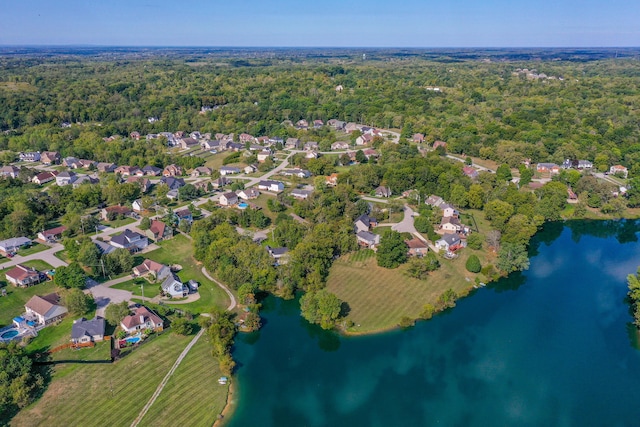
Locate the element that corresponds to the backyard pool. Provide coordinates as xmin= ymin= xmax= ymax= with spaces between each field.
xmin=125 ymin=336 xmax=141 ymax=344
xmin=0 ymin=328 xmax=19 ymax=340
xmin=238 ymin=202 xmax=248 ymax=209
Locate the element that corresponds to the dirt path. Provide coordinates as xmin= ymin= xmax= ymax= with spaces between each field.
xmin=202 ymin=267 xmax=236 ymax=311
xmin=130 ymin=328 xmax=205 ymax=427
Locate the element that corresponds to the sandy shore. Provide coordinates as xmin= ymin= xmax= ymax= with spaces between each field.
xmin=214 ymin=379 xmax=237 ymax=427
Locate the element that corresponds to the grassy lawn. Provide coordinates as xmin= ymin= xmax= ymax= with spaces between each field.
xmin=0 ymin=281 xmax=58 ymax=326
xmin=17 ymin=243 xmax=49 ymax=257
xmin=144 ymin=235 xmax=229 ymax=312
xmin=139 ymin=334 xmax=227 ymax=427
xmin=326 ymin=249 xmax=480 ymax=334
xmin=11 ymin=332 xmax=193 ymax=427
xmin=112 ymin=277 xmax=162 ymax=299
xmin=102 ymin=217 xmax=136 ymax=228
xmin=25 ymin=316 xmax=79 ymax=354
xmin=49 ymin=339 xmax=112 ymax=363
xmin=22 ymin=260 xmax=55 ymax=272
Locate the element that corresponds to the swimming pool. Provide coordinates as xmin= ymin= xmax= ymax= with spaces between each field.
xmin=0 ymin=329 xmax=19 ymax=340
xmin=125 ymin=336 xmax=141 ymax=344
xmin=238 ymin=202 xmax=248 ymax=209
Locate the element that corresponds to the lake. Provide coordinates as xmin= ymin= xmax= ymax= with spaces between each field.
xmin=228 ymin=221 xmax=640 ymax=426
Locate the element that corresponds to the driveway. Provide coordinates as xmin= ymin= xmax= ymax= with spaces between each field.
xmin=0 ymin=244 xmax=67 ymax=270
xmin=85 ymin=280 xmax=133 ymax=316
xmin=392 ymin=205 xmax=418 ymax=234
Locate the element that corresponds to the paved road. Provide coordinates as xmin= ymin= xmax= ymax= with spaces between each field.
xmin=0 ymin=243 xmax=67 ymax=270
xmin=392 ymin=205 xmax=418 ymax=234
xmin=361 ymin=196 xmax=389 ymax=204
xmin=130 ymin=328 xmax=206 ymax=427
xmin=202 ymin=267 xmax=236 ymax=311
xmin=85 ymin=280 xmax=134 ymax=317
xmin=445 ymin=154 xmax=493 ymax=172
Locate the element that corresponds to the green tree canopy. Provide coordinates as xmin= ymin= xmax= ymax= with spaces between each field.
xmin=300 ymin=289 xmax=343 ymax=330
xmin=376 ymin=229 xmax=408 ymax=269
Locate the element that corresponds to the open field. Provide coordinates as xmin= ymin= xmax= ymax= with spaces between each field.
xmin=326 ymin=246 xmax=486 ymax=334
xmin=139 ymin=334 xmax=227 ymax=427
xmin=101 ymin=217 xmax=136 ymax=228
xmin=17 ymin=243 xmax=50 ymax=257
xmin=11 ymin=332 xmax=193 ymax=427
xmin=22 ymin=259 xmax=55 ymax=272
xmin=144 ymin=234 xmax=229 ymax=312
xmin=0 ymin=281 xmax=58 ymax=325
xmin=112 ymin=277 xmax=162 ymax=299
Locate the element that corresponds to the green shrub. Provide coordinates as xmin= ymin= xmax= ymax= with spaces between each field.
xmin=466 ymin=254 xmax=482 ymax=273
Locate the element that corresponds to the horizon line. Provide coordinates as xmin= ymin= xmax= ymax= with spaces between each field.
xmin=1 ymin=44 xmax=640 ymax=49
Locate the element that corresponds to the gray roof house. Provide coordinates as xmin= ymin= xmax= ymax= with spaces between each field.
xmin=159 ymin=176 xmax=186 ymax=190
xmin=109 ymin=229 xmax=149 ymax=252
xmin=0 ymin=237 xmax=32 ymax=254
xmin=71 ymin=317 xmax=106 ymax=344
xmin=354 ymin=214 xmax=376 ymax=233
xmin=435 ymin=234 xmax=463 ymax=252
xmin=356 ymin=231 xmax=381 ymax=248
xmin=161 ymin=273 xmax=187 ymax=298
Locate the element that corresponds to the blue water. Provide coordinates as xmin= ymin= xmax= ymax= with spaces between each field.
xmin=1 ymin=329 xmax=19 ymax=339
xmin=238 ymin=203 xmax=248 ymax=209
xmin=125 ymin=336 xmax=141 ymax=344
xmin=228 ymin=221 xmax=640 ymax=426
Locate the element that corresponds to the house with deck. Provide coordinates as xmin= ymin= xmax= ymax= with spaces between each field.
xmin=71 ymin=317 xmax=106 ymax=344
xmin=161 ymin=274 xmax=188 ymax=298
xmin=109 ymin=229 xmax=148 ymax=252
xmin=147 ymin=219 xmax=172 ymax=241
xmin=25 ymin=293 xmax=67 ymax=326
xmin=6 ymin=264 xmax=43 ymax=287
xmin=120 ymin=306 xmax=164 ymax=334
xmin=38 ymin=226 xmax=67 ymax=242
xmin=133 ymin=259 xmax=171 ymax=281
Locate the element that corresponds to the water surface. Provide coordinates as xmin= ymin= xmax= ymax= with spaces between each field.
xmin=229 ymin=221 xmax=640 ymax=426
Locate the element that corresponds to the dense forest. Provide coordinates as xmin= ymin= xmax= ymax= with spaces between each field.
xmin=1 ymin=51 xmax=640 ymax=175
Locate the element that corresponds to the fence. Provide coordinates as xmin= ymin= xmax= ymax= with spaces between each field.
xmin=48 ymin=341 xmax=96 ymax=354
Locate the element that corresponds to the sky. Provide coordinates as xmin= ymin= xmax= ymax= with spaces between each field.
xmin=0 ymin=0 xmax=639 ymax=47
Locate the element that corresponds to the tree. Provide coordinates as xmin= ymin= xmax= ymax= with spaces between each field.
xmin=355 ymin=149 xmax=367 ymax=164
xmin=627 ymin=268 xmax=640 ymax=327
xmin=414 ymin=216 xmax=432 ymax=233
xmin=139 ymin=217 xmax=151 ymax=230
xmin=466 ymin=233 xmax=483 ymax=250
xmin=63 ymin=288 xmax=94 ymax=316
xmin=0 ymin=342 xmax=44 ymax=415
xmin=465 ymin=254 xmax=482 ymax=273
xmin=518 ymin=165 xmax=533 ymax=186
xmin=496 ymin=164 xmax=512 ymax=181
xmin=484 ymin=199 xmax=514 ymax=231
xmin=406 ymin=253 xmax=440 ymax=279
xmin=300 ymin=289 xmax=343 ymax=330
xmin=435 ymin=289 xmax=457 ymax=310
xmin=449 ymin=184 xmax=468 ymax=208
xmin=105 ymin=301 xmax=130 ymax=326
xmin=54 ymin=262 xmax=87 ymax=289
xmin=171 ymin=317 xmax=193 ymax=335
xmin=497 ymin=243 xmax=530 ymax=273
xmin=486 ymin=230 xmax=501 ymax=251
xmin=376 ymin=229 xmax=408 ymax=268
xmin=104 ymin=248 xmax=134 ymax=276
xmin=77 ymin=238 xmax=101 ymax=271
xmin=467 ymin=184 xmax=485 ymax=209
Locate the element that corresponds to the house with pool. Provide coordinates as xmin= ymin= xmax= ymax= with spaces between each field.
xmin=120 ymin=306 xmax=164 ymax=335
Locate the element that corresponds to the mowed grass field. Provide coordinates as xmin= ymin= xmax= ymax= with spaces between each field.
xmin=139 ymin=334 xmax=228 ymax=427
xmin=326 ymin=249 xmax=478 ymax=334
xmin=11 ymin=332 xmax=193 ymax=427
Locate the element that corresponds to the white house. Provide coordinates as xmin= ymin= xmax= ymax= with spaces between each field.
xmin=219 ymin=192 xmax=238 ymax=206
xmin=161 ymin=273 xmax=188 ymax=298
xmin=258 ymin=180 xmax=285 ymax=192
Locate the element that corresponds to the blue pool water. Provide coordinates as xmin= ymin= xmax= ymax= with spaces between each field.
xmin=238 ymin=203 xmax=248 ymax=209
xmin=1 ymin=329 xmax=19 ymax=339
xmin=125 ymin=336 xmax=141 ymax=344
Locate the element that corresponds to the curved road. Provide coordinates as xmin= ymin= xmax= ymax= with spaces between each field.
xmin=202 ymin=266 xmax=237 ymax=311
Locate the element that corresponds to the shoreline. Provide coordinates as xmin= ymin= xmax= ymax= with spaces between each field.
xmin=214 ymin=378 xmax=238 ymax=427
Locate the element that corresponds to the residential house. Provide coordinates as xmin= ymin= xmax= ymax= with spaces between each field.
xmin=463 ymin=166 xmax=479 ymax=179
xmin=220 ymin=166 xmax=241 ymax=176
xmin=63 ymin=157 xmax=81 ymax=169
xmin=249 ymin=144 xmax=265 ymax=151
xmin=114 ymin=165 xmax=140 ymax=177
xmin=244 ymin=164 xmax=258 ymax=174
xmin=78 ymin=159 xmax=96 ymax=169
xmin=331 ymin=141 xmax=350 ymax=151
xmin=175 ymin=208 xmax=193 ymax=224
xmin=163 ymin=164 xmax=183 ymax=177
xmin=406 ymin=238 xmax=429 ymax=257
xmin=161 ymin=273 xmax=188 ymax=298
xmin=38 ymin=226 xmax=67 ymax=242
xmin=356 ymin=231 xmax=381 ymax=248
xmin=148 ymin=116 xmax=159 ymax=123
xmin=71 ymin=317 xmax=106 ymax=344
xmin=147 ymin=219 xmax=172 ymax=241
xmin=101 ymin=205 xmax=132 ymax=221
xmin=109 ymin=229 xmax=149 ymax=252
xmin=96 ymin=162 xmax=117 ymax=173
xmin=295 ymin=120 xmax=309 ymax=130
xmin=258 ymin=180 xmax=285 ymax=192
xmin=327 ymin=119 xmax=346 ymax=130
xmin=313 ymin=120 xmax=324 ymax=128
xmin=5 ymin=264 xmax=43 ymax=287
xmin=133 ymin=259 xmax=171 ymax=281
xmin=281 ymin=169 xmax=311 ymax=178
xmin=177 ymin=137 xmax=199 ymax=149
xmin=239 ymin=133 xmax=255 ymax=143
xmin=354 ymin=213 xmax=377 ymax=233
xmin=303 ymin=141 xmax=319 ymax=151
xmin=120 ymin=306 xmax=164 ymax=334
xmin=440 ymin=216 xmax=463 ymax=233
xmin=227 ymin=142 xmax=244 ymax=151
xmin=72 ymin=175 xmax=99 ymax=188
xmin=285 ymin=138 xmax=301 ymax=149
xmin=126 ymin=176 xmax=152 ymax=193
xmin=266 ymin=245 xmax=289 ymax=261
xmin=345 ymin=123 xmax=359 ymax=133
xmin=268 ymin=136 xmax=284 ymax=146
xmin=441 ymin=203 xmax=458 ymax=218
xmin=219 ymin=192 xmax=239 ymax=206
xmin=610 ymin=165 xmax=628 ymax=178
xmin=132 ymin=199 xmax=145 ymax=213
xmin=95 ymin=240 xmax=116 ymax=255
xmin=425 ymin=195 xmax=445 ymax=208
xmin=40 ymin=151 xmax=61 ymax=165
xmin=190 ymin=131 xmax=202 ymax=140
xmin=187 ymin=280 xmax=199 ymax=292
xmin=25 ymin=293 xmax=67 ymax=326
xmin=190 ymin=167 xmax=212 ymax=178
xmin=0 ymin=166 xmax=20 ymax=179
xmin=412 ymin=134 xmax=425 ymax=143
xmin=433 ymin=141 xmax=447 ymax=150
xmin=257 ymin=151 xmax=271 ymax=163
xmin=130 ymin=131 xmax=141 ymax=140
xmin=142 ymin=165 xmax=162 ymax=176
xmin=291 ymin=189 xmax=312 ymax=200
xmin=375 ymin=186 xmax=392 ymax=198
xmin=0 ymin=237 xmax=32 ymax=255
xmin=237 ymin=188 xmax=260 ymax=200
xmin=326 ymin=173 xmax=339 ymax=186
xmin=435 ymin=234 xmax=464 ymax=253
xmin=578 ymin=160 xmax=593 ymax=170
xmin=212 ymin=177 xmax=230 ymax=189
xmin=363 ymin=149 xmax=379 ymax=160
xmin=201 ymin=140 xmax=220 ymax=151
xmin=356 ymin=134 xmax=374 ymax=145
xmin=536 ymin=163 xmax=561 ymax=175
xmin=32 ymin=171 xmax=56 ymax=185
xmin=159 ymin=176 xmax=186 ymax=191
xmin=19 ymin=152 xmax=40 ymax=162
xmin=55 ymin=171 xmax=77 ymax=186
